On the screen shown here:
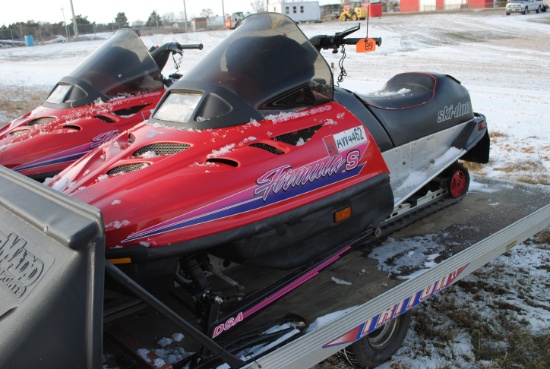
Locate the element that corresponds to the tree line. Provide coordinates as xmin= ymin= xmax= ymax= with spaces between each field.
xmin=0 ymin=10 xmax=187 ymax=41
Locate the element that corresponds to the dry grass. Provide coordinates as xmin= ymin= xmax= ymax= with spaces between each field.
xmin=534 ymin=229 xmax=550 ymax=245
xmin=410 ymin=282 xmax=550 ymax=369
xmin=0 ymin=86 xmax=49 ymax=126
xmin=477 ymin=130 xmax=550 ymax=186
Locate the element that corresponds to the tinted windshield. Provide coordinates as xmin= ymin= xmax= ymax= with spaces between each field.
xmin=152 ymin=13 xmax=333 ymax=129
xmin=45 ymin=29 xmax=163 ymax=108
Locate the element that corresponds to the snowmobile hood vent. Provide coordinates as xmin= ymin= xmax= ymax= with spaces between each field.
xmin=107 ymin=162 xmax=150 ymax=176
xmin=132 ymin=143 xmax=190 ymax=158
xmin=8 ymin=129 xmax=30 ymax=137
xmin=206 ymin=158 xmax=239 ymax=167
xmin=114 ymin=104 xmax=149 ymax=116
xmin=273 ymin=125 xmax=322 ymax=146
xmin=62 ymin=125 xmax=81 ymax=131
xmin=249 ymin=143 xmax=284 ymax=155
xmin=94 ymin=115 xmax=116 ymax=123
xmin=26 ymin=117 xmax=56 ymax=126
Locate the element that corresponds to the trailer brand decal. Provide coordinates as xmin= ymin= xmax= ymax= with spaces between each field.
xmin=212 ymin=312 xmax=244 ymax=338
xmin=323 ymin=264 xmax=469 ymax=348
xmin=437 ymin=102 xmax=471 ymax=124
xmin=323 ymin=126 xmax=368 ymax=156
xmin=0 ymin=232 xmax=45 ymax=299
xmin=122 ymin=144 xmax=369 ymax=243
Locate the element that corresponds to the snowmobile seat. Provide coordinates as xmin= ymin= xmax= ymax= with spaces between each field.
xmin=362 ymin=72 xmax=436 ymax=111
xmin=357 ymin=72 xmax=474 ymax=147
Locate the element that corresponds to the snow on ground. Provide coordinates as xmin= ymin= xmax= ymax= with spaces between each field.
xmin=1 ymin=9 xmax=549 ymax=368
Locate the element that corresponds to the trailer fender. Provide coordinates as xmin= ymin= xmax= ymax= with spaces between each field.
xmin=0 ymin=166 xmax=105 ymax=369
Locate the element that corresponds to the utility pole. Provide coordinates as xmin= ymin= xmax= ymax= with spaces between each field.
xmin=182 ymin=0 xmax=188 ymax=32
xmin=69 ymin=0 xmax=79 ymax=39
xmin=222 ymin=0 xmax=225 ymax=18
xmin=61 ymin=7 xmax=69 ymax=39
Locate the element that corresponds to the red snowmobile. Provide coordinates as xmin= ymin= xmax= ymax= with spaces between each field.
xmin=0 ymin=29 xmax=202 ymax=181
xmin=48 ymin=13 xmax=489 ymax=363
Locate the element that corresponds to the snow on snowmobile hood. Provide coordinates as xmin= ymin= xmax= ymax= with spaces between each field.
xmin=44 ymin=29 xmax=164 ymax=108
xmin=150 ymin=12 xmax=334 ymax=130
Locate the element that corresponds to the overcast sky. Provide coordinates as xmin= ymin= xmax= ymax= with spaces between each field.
xmin=1 ymin=0 xmax=338 ymax=27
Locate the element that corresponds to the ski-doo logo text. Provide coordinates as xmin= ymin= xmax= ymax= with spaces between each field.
xmin=437 ymin=102 xmax=471 ymax=123
xmin=255 ymin=155 xmax=347 ymax=201
xmin=0 ymin=232 xmax=44 ymax=299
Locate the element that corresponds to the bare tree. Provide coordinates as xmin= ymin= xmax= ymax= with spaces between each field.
xmin=250 ymin=1 xmax=265 ymax=13
xmin=162 ymin=12 xmax=177 ymax=25
xmin=200 ymin=8 xmax=215 ymax=18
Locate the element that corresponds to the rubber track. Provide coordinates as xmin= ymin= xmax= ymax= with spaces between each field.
xmin=378 ymin=194 xmax=464 ymax=238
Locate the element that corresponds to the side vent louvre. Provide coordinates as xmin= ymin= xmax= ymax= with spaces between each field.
xmin=8 ymin=129 xmax=30 ymax=137
xmin=249 ymin=143 xmax=284 ymax=155
xmin=107 ymin=163 xmax=150 ymax=176
xmin=94 ymin=115 xmax=116 ymax=123
xmin=114 ymin=104 xmax=149 ymax=116
xmin=133 ymin=143 xmax=190 ymax=157
xmin=205 ymin=158 xmax=239 ymax=167
xmin=27 ymin=117 xmax=56 ymax=126
xmin=272 ymin=125 xmax=322 ymax=146
xmin=62 ymin=125 xmax=81 ymax=131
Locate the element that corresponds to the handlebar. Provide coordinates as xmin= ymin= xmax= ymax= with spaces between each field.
xmin=178 ymin=43 xmax=203 ymax=51
xmin=342 ymin=37 xmax=382 ymax=46
xmin=150 ymin=42 xmax=203 ymax=72
xmin=309 ymin=24 xmax=381 ymax=51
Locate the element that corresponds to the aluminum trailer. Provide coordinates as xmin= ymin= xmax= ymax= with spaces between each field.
xmin=0 ymin=166 xmax=548 ymax=369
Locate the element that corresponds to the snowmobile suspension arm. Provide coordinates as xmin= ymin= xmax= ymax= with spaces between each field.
xmin=104 ymin=261 xmax=245 ymax=369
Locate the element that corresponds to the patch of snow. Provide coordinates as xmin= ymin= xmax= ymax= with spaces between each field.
xmin=157 ymin=337 xmax=173 ymax=347
xmin=331 ymin=276 xmax=352 ymax=285
xmin=207 ymin=143 xmax=235 ymax=158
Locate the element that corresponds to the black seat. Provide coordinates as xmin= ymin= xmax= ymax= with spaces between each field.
xmin=356 ymin=72 xmax=474 ymax=147
xmin=359 ymin=72 xmax=435 ymax=110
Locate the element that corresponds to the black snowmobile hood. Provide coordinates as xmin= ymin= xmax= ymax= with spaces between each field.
xmin=150 ymin=12 xmax=334 ymax=130
xmin=44 ymin=29 xmax=163 ymax=108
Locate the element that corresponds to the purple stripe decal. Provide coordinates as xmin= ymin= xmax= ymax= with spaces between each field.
xmin=14 ymin=143 xmax=91 ymax=172
xmin=122 ymin=143 xmax=370 ymax=242
xmin=243 ymin=246 xmax=351 ymax=319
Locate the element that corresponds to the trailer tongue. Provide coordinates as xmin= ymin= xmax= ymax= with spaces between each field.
xmin=0 ymin=165 xmax=548 ymax=369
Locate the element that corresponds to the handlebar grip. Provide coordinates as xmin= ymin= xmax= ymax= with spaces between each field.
xmin=343 ymin=37 xmax=382 ymax=46
xmin=179 ymin=43 xmax=204 ymax=50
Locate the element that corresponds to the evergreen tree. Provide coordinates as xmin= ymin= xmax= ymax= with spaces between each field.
xmin=114 ymin=12 xmax=129 ymax=28
xmin=72 ymin=15 xmax=91 ymax=25
xmin=146 ymin=11 xmax=162 ymax=27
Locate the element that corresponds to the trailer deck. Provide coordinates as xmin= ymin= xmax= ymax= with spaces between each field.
xmin=0 ymin=167 xmax=548 ymax=369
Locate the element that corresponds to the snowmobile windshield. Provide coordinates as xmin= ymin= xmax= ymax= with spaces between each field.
xmin=151 ymin=12 xmax=333 ymax=130
xmin=45 ymin=29 xmax=163 ymax=108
